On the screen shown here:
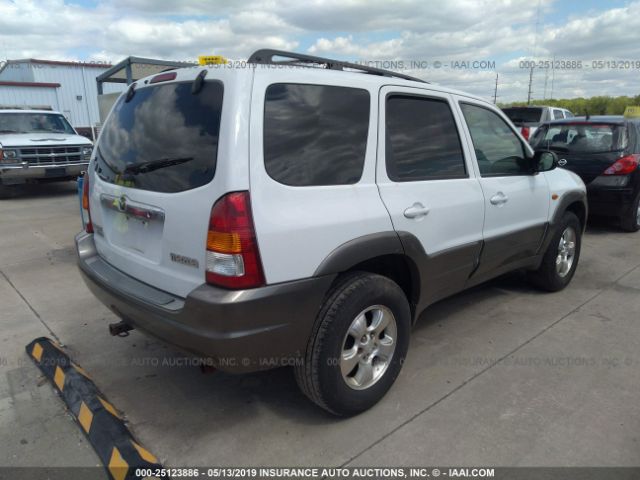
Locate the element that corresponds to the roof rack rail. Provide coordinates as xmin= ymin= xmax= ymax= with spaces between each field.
xmin=247 ymin=49 xmax=428 ymax=84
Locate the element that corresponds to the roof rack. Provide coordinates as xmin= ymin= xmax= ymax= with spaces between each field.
xmin=247 ymin=49 xmax=428 ymax=84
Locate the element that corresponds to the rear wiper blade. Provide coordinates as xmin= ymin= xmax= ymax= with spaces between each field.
xmin=540 ymin=144 xmax=569 ymax=152
xmin=124 ymin=157 xmax=194 ymax=174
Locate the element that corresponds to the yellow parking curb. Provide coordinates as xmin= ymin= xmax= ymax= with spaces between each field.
xmin=26 ymin=337 xmax=164 ymax=480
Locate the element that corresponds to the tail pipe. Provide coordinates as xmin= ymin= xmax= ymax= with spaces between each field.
xmin=109 ymin=321 xmax=134 ymax=337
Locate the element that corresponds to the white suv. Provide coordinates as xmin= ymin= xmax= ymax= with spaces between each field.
xmin=76 ymin=50 xmax=587 ymax=416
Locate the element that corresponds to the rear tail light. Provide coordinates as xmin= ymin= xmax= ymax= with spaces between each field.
xmin=82 ymin=174 xmax=93 ymax=233
xmin=205 ymin=191 xmax=264 ymax=289
xmin=521 ymin=126 xmax=530 ymax=140
xmin=603 ymin=154 xmax=640 ymax=175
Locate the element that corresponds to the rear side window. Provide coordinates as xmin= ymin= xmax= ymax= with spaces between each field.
xmin=263 ymin=83 xmax=370 ymax=186
xmin=96 ymin=81 xmax=223 ymax=193
xmin=385 ymin=95 xmax=466 ymax=181
xmin=552 ymin=109 xmax=564 ymax=120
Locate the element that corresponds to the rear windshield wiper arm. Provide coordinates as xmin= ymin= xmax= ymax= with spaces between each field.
xmin=124 ymin=157 xmax=194 ymax=174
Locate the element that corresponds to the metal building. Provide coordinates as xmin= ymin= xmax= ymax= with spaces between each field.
xmin=0 ymin=59 xmax=126 ymax=138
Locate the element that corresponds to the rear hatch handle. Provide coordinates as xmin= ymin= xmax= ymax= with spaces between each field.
xmin=100 ymin=194 xmax=165 ymax=221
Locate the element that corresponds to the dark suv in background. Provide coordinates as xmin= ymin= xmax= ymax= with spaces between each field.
xmin=530 ymin=116 xmax=640 ymax=232
xmin=503 ymin=105 xmax=574 ymax=142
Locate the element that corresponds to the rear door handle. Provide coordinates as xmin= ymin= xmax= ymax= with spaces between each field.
xmin=403 ymin=202 xmax=430 ymax=219
xmin=490 ymin=192 xmax=509 ymax=206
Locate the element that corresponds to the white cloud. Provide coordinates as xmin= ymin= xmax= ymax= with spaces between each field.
xmin=0 ymin=0 xmax=638 ymax=102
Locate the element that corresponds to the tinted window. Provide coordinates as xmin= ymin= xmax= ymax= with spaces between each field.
xmin=386 ymin=95 xmax=466 ymax=181
xmin=263 ymin=84 xmax=370 ymax=186
xmin=96 ymin=81 xmax=223 ymax=193
xmin=502 ymin=107 xmax=543 ymax=123
xmin=531 ymin=123 xmax=627 ymax=153
xmin=553 ymin=109 xmax=564 ymax=120
xmin=461 ymin=103 xmax=529 ymax=176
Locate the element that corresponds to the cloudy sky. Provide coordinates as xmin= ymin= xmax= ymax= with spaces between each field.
xmin=0 ymin=0 xmax=638 ymax=102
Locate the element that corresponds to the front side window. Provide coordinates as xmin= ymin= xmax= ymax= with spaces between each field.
xmin=460 ymin=103 xmax=529 ymax=176
xmin=263 ymin=83 xmax=370 ymax=186
xmin=385 ymin=95 xmax=466 ymax=181
xmin=553 ymin=109 xmax=564 ymax=120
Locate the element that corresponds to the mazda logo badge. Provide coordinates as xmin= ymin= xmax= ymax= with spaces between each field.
xmin=558 ymin=158 xmax=568 ymax=167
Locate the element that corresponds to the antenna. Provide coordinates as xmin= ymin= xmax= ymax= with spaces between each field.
xmin=527 ymin=67 xmax=534 ymax=105
xmin=493 ymin=73 xmax=499 ymax=104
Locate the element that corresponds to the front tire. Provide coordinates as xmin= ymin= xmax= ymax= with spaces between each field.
xmin=295 ymin=272 xmax=411 ymax=416
xmin=529 ymin=211 xmax=582 ymax=292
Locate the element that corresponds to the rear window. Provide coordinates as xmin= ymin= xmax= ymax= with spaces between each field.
xmin=263 ymin=83 xmax=370 ymax=186
xmin=502 ymin=107 xmax=543 ymax=124
xmin=95 ymin=80 xmax=223 ymax=193
xmin=531 ymin=123 xmax=627 ymax=153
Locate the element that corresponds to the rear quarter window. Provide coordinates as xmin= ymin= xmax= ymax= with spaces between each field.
xmin=263 ymin=83 xmax=370 ymax=186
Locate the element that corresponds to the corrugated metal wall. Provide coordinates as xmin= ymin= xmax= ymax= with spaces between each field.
xmin=0 ymin=85 xmax=59 ymax=110
xmin=0 ymin=62 xmax=125 ymax=128
xmin=29 ymin=65 xmax=125 ymax=127
xmin=0 ymin=63 xmax=35 ymax=82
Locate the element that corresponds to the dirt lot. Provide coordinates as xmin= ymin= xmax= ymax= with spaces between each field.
xmin=1 ymin=182 xmax=639 ymax=470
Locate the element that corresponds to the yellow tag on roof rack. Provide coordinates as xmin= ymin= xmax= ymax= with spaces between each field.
xmin=198 ymin=55 xmax=228 ymax=65
xmin=624 ymin=106 xmax=640 ymax=118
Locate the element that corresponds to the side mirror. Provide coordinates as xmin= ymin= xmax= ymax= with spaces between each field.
xmin=532 ymin=150 xmax=558 ymax=172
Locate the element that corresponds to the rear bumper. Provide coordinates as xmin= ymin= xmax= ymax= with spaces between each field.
xmin=587 ymin=186 xmax=637 ymax=218
xmin=76 ymin=232 xmax=334 ymax=373
xmin=0 ymin=162 xmax=88 ymax=183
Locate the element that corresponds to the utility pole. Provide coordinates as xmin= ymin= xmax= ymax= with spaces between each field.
xmin=527 ymin=67 xmax=534 ymax=105
xmin=493 ymin=73 xmax=499 ymax=104
xmin=550 ymin=55 xmax=556 ymax=99
xmin=543 ymin=67 xmax=549 ymax=100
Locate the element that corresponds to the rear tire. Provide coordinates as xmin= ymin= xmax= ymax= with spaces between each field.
xmin=620 ymin=193 xmax=640 ymax=232
xmin=529 ymin=211 xmax=582 ymax=292
xmin=0 ymin=184 xmax=15 ymax=199
xmin=295 ymin=272 xmax=411 ymax=416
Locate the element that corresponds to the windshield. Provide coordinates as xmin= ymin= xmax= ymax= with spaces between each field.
xmin=530 ymin=123 xmax=627 ymax=153
xmin=0 ymin=112 xmax=75 ymax=134
xmin=95 ymin=80 xmax=223 ymax=193
xmin=502 ymin=107 xmax=543 ymax=124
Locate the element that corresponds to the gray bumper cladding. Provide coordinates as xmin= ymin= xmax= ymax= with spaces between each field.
xmin=25 ymin=337 xmax=164 ymax=480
